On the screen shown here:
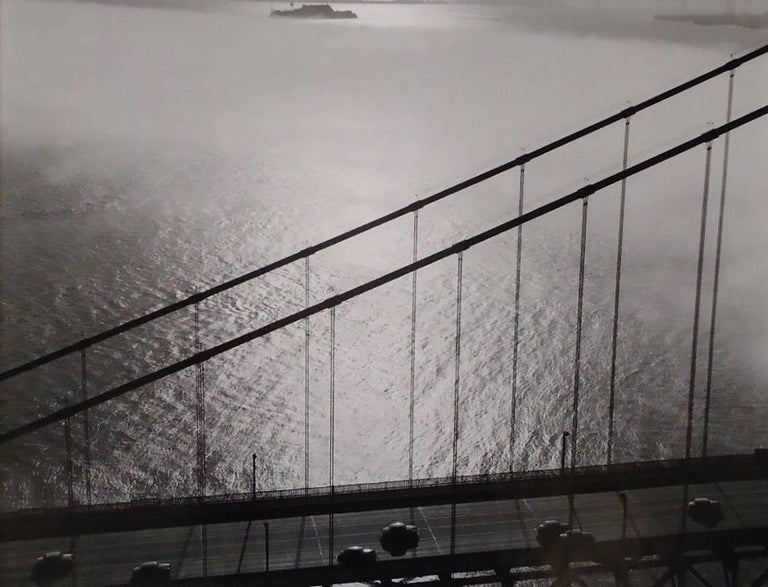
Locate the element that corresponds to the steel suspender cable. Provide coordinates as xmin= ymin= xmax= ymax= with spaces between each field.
xmin=572 ymin=196 xmax=589 ymax=472
xmin=328 ymin=307 xmax=336 ymax=569
xmin=681 ymin=141 xmax=714 ymax=535
xmin=685 ymin=142 xmax=713 ymax=463
xmin=408 ymin=211 xmax=419 ymax=534
xmin=510 ymin=165 xmax=525 ymax=473
xmin=81 ymin=345 xmax=92 ymax=505
xmin=452 ymin=252 xmax=464 ymax=482
xmin=450 ymin=252 xmax=464 ymax=560
xmin=703 ymin=69 xmax=736 ymax=458
xmin=64 ymin=414 xmax=74 ymax=508
xmin=305 ymin=257 xmax=311 ymax=490
xmin=195 ymin=302 xmax=207 ymax=498
xmin=329 ymin=307 xmax=336 ymax=488
xmin=197 ymin=382 xmax=208 ymax=577
xmin=409 ymin=210 xmax=419 ymax=484
xmin=607 ymin=118 xmax=631 ymax=466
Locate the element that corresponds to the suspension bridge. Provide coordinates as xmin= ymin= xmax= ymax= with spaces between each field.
xmin=1 ymin=44 xmax=768 ymax=586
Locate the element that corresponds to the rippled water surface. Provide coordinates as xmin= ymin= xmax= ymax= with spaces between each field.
xmin=1 ymin=0 xmax=767 ymax=507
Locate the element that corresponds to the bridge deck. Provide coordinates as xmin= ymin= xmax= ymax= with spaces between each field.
xmin=2 ymin=453 xmax=765 ymax=543
xmin=1 ymin=479 xmax=766 ymax=585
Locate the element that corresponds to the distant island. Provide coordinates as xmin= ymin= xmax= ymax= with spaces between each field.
xmin=262 ymin=0 xmax=443 ymax=5
xmin=271 ymin=3 xmax=358 ymax=18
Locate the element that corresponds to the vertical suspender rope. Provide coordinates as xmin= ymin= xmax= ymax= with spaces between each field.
xmin=607 ymin=117 xmax=631 ymax=466
xmin=329 ymin=307 xmax=336 ymax=489
xmin=685 ymin=142 xmax=713 ymax=462
xmin=64 ymin=411 xmax=74 ymax=508
xmin=572 ymin=196 xmax=589 ymax=472
xmin=194 ymin=300 xmax=208 ymax=577
xmin=200 ymin=366 xmax=206 ymax=501
xmin=80 ymin=344 xmax=92 ymax=505
xmin=305 ymin=257 xmax=311 ymax=490
xmin=682 ymin=141 xmax=713 ymax=534
xmin=450 ymin=251 xmax=464 ymax=560
xmin=703 ymin=69 xmax=736 ymax=458
xmin=408 ymin=211 xmax=419 ymax=532
xmin=195 ymin=301 xmax=200 ymax=492
xmin=328 ymin=306 xmax=336 ymax=569
xmin=510 ymin=164 xmax=525 ymax=473
xmin=67 ymin=376 xmax=78 ymax=582
xmin=194 ymin=301 xmax=207 ymax=497
xmin=452 ymin=251 xmax=464 ymax=482
xmin=409 ymin=210 xmax=419 ymax=484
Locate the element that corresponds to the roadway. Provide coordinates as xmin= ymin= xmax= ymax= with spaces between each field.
xmin=4 ymin=453 xmax=764 ymax=542
xmin=1 ymin=479 xmax=766 ymax=585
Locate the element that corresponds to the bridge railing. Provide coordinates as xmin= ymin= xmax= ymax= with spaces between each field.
xmin=1 ymin=43 xmax=766 ymax=386
xmin=1 ymin=452 xmax=761 ymax=518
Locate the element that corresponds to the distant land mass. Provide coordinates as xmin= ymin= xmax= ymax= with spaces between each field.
xmin=260 ymin=0 xmax=768 ymax=15
xmin=258 ymin=0 xmax=501 ymax=5
xmin=656 ymin=11 xmax=768 ymax=29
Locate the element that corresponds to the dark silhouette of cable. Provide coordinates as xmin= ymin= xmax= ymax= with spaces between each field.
xmin=194 ymin=301 xmax=207 ymax=499
xmin=450 ymin=252 xmax=464 ymax=560
xmin=80 ymin=346 xmax=92 ymax=505
xmin=685 ymin=142 xmax=713 ymax=462
xmin=452 ymin=252 xmax=464 ymax=483
xmin=681 ymin=141 xmax=714 ymax=536
xmin=703 ymin=69 xmax=736 ymax=458
xmin=304 ymin=257 xmax=311 ymax=490
xmin=64 ymin=414 xmax=74 ymax=508
xmin=328 ymin=307 xmax=336 ymax=572
xmin=510 ymin=165 xmax=525 ymax=473
xmin=329 ymin=307 xmax=336 ymax=490
xmin=571 ymin=195 xmax=589 ymax=472
xmin=409 ymin=210 xmax=419 ymax=484
xmin=607 ymin=117 xmax=631 ymax=466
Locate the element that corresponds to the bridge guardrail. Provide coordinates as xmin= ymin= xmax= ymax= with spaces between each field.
xmin=1 ymin=452 xmax=762 ymax=517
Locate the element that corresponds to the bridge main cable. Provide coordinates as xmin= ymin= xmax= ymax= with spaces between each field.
xmin=1 ymin=44 xmax=766 ymax=384
xmin=1 ymin=103 xmax=766 ymax=446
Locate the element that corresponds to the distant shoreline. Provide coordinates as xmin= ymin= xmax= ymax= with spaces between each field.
xmin=656 ymin=11 xmax=768 ymax=30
